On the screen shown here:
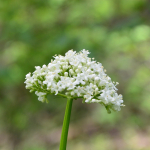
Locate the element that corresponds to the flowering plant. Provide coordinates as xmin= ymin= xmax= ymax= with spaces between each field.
xmin=25 ymin=49 xmax=124 ymax=150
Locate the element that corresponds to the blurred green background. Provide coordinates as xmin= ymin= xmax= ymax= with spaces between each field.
xmin=0 ymin=0 xmax=150 ymax=150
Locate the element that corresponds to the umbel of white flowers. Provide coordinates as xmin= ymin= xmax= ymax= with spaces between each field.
xmin=24 ymin=49 xmax=124 ymax=112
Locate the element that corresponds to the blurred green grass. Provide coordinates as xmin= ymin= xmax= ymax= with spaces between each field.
xmin=0 ymin=0 xmax=150 ymax=149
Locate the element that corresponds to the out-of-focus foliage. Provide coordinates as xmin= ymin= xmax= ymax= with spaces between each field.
xmin=0 ymin=0 xmax=150 ymax=150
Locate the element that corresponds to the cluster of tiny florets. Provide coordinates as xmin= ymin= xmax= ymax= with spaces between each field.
xmin=24 ymin=49 xmax=124 ymax=112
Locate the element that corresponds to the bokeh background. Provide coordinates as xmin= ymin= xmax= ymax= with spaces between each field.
xmin=0 ymin=0 xmax=150 ymax=150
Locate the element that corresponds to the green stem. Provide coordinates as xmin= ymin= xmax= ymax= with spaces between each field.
xmin=57 ymin=93 xmax=68 ymax=98
xmin=59 ymin=98 xmax=73 ymax=150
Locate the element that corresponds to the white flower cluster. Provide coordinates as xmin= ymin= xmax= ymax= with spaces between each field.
xmin=24 ymin=49 xmax=124 ymax=112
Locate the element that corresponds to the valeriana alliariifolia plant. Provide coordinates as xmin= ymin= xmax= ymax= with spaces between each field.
xmin=24 ymin=49 xmax=124 ymax=150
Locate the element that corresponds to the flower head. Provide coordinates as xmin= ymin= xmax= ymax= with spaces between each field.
xmin=24 ymin=49 xmax=124 ymax=112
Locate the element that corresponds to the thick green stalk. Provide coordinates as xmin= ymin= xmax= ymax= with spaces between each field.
xmin=59 ymin=98 xmax=73 ymax=150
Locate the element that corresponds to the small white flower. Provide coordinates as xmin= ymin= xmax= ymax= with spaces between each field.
xmin=84 ymin=93 xmax=93 ymax=103
xmin=35 ymin=91 xmax=47 ymax=102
